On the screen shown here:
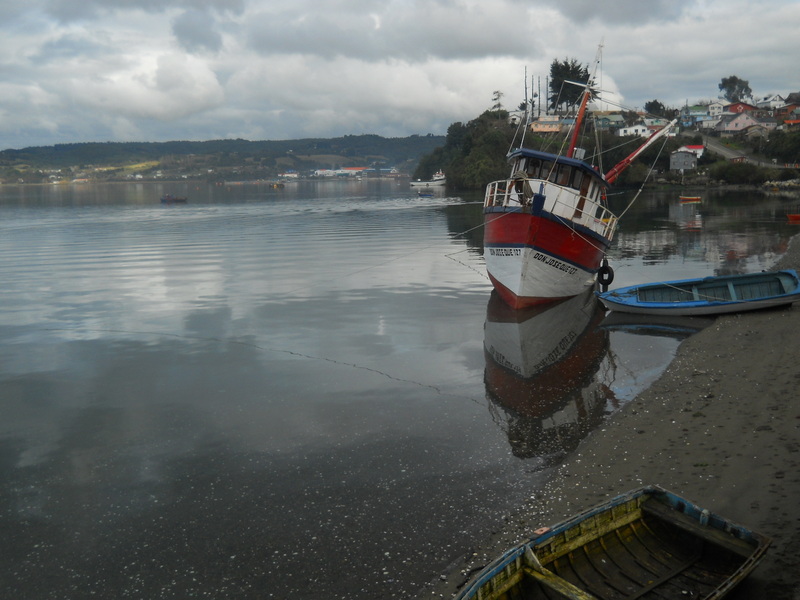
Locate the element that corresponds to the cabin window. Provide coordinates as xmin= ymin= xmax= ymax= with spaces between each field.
xmin=541 ymin=161 xmax=555 ymax=181
xmin=526 ymin=159 xmax=541 ymax=179
xmin=571 ymin=170 xmax=584 ymax=191
xmin=556 ymin=164 xmax=571 ymax=186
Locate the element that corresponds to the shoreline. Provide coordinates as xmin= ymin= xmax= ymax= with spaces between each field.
xmin=422 ymin=239 xmax=800 ymax=599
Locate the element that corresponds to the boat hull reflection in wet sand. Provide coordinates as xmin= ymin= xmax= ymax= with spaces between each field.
xmin=456 ymin=485 xmax=770 ymax=600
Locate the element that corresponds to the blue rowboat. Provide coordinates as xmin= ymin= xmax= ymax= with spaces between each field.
xmin=596 ymin=269 xmax=800 ymax=316
xmin=456 ymin=486 xmax=770 ymax=600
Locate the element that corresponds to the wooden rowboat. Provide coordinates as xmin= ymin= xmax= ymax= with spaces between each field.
xmin=679 ymin=195 xmax=701 ymax=204
xmin=455 ymin=486 xmax=770 ymax=600
xmin=787 ymin=213 xmax=800 ymax=223
xmin=596 ymin=269 xmax=800 ymax=316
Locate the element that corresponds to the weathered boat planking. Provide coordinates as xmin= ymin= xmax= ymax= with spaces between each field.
xmin=596 ymin=269 xmax=800 ymax=316
xmin=455 ymin=486 xmax=770 ymax=600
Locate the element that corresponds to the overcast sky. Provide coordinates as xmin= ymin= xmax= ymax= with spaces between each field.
xmin=1 ymin=0 xmax=798 ymax=151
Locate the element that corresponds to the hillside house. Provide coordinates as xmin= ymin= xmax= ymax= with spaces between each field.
xmin=708 ymin=101 xmax=725 ymax=117
xmin=676 ymin=144 xmax=705 ymax=159
xmin=670 ymin=150 xmax=698 ymax=172
xmin=529 ymin=115 xmax=563 ymax=133
xmin=756 ymin=94 xmax=785 ymax=111
xmin=594 ymin=113 xmax=625 ymax=130
xmin=680 ymin=104 xmax=709 ymax=128
xmin=617 ymin=124 xmax=650 ymax=137
xmin=716 ymin=112 xmax=759 ymax=136
xmin=724 ymin=102 xmax=758 ymax=114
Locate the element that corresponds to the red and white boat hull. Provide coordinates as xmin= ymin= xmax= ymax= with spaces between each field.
xmin=484 ymin=210 xmax=611 ymax=309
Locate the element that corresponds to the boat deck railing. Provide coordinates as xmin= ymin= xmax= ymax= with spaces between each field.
xmin=484 ymin=179 xmax=618 ymax=240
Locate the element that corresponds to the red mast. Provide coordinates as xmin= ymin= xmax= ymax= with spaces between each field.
xmin=566 ymin=89 xmax=591 ymax=159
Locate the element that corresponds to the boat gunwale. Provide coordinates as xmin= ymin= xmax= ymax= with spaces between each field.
xmin=454 ymin=485 xmax=770 ymax=600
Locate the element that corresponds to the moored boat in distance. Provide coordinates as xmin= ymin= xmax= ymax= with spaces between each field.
xmin=455 ymin=485 xmax=770 ymax=600
xmin=160 ymin=194 xmax=188 ymax=204
xmin=596 ymin=269 xmax=800 ymax=316
xmin=787 ymin=213 xmax=800 ymax=223
xmin=483 ymin=53 xmax=676 ymax=309
xmin=409 ymin=169 xmax=445 ymax=187
xmin=679 ymin=195 xmax=702 ymax=204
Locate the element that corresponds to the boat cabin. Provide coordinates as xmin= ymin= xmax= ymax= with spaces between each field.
xmin=507 ymin=148 xmax=607 ymax=205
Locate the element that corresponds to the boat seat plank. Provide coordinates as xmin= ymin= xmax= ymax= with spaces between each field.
xmin=523 ymin=566 xmax=598 ymax=600
xmin=641 ymin=500 xmax=754 ymax=558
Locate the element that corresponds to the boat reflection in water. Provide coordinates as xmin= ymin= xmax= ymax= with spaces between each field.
xmin=483 ymin=288 xmax=615 ymax=462
xmin=599 ymin=312 xmax=715 ymax=339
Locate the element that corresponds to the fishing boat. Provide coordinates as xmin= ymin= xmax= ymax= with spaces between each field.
xmin=483 ymin=57 xmax=676 ymax=309
xmin=455 ymin=485 xmax=770 ymax=600
xmin=596 ymin=269 xmax=800 ymax=316
xmin=679 ymin=195 xmax=702 ymax=204
xmin=409 ymin=169 xmax=446 ymax=187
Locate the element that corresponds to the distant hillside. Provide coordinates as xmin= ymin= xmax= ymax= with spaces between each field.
xmin=0 ymin=134 xmax=446 ymax=182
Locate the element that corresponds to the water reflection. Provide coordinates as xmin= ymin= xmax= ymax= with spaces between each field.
xmin=599 ymin=312 xmax=715 ymax=340
xmin=483 ymin=289 xmax=615 ymax=461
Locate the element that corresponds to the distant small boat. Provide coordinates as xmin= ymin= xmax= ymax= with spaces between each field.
xmin=787 ymin=213 xmax=800 ymax=223
xmin=417 ymin=191 xmax=434 ymax=198
xmin=160 ymin=194 xmax=187 ymax=204
xmin=679 ymin=195 xmax=702 ymax=204
xmin=597 ymin=269 xmax=800 ymax=316
xmin=409 ymin=170 xmax=445 ymax=187
xmin=456 ymin=485 xmax=770 ymax=600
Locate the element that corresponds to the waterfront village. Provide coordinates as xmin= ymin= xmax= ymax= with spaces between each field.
xmin=5 ymin=92 xmax=800 ymax=186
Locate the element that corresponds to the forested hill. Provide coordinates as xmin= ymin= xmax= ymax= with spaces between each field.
xmin=0 ymin=134 xmax=446 ymax=171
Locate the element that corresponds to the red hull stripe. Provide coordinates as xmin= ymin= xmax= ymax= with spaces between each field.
xmin=485 ymin=206 xmax=610 ymax=245
xmin=484 ymin=212 xmax=609 ymax=272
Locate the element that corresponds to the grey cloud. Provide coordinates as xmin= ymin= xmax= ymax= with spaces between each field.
xmin=245 ymin=3 xmax=533 ymax=63
xmin=173 ymin=9 xmax=224 ymax=53
xmin=532 ymin=0 xmax=694 ymax=23
xmin=30 ymin=33 xmax=112 ymax=65
xmin=43 ymin=0 xmax=245 ymax=22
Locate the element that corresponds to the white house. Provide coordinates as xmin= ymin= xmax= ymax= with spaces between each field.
xmin=756 ymin=94 xmax=785 ymax=110
xmin=617 ymin=124 xmax=650 ymax=137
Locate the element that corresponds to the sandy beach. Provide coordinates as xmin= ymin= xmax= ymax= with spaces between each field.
xmin=422 ymin=238 xmax=800 ymax=599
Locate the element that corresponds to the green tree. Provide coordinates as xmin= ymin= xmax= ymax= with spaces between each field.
xmin=548 ymin=58 xmax=591 ymax=111
xmin=644 ymin=99 xmax=666 ymax=117
xmin=491 ymin=90 xmax=504 ymax=111
xmin=718 ymin=75 xmax=752 ymax=103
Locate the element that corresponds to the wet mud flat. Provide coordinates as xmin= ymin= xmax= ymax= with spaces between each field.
xmin=422 ymin=239 xmax=800 ymax=600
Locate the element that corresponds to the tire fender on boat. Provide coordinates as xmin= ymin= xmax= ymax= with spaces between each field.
xmin=597 ymin=259 xmax=614 ymax=286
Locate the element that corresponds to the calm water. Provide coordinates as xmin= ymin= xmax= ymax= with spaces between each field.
xmin=0 ymin=181 xmax=795 ymax=599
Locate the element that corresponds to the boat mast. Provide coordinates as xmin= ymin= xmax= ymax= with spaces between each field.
xmin=566 ymin=42 xmax=603 ymax=159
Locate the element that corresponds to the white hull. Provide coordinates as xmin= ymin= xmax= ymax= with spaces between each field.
xmin=409 ymin=179 xmax=446 ymax=187
xmin=486 ymin=246 xmax=597 ymax=302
